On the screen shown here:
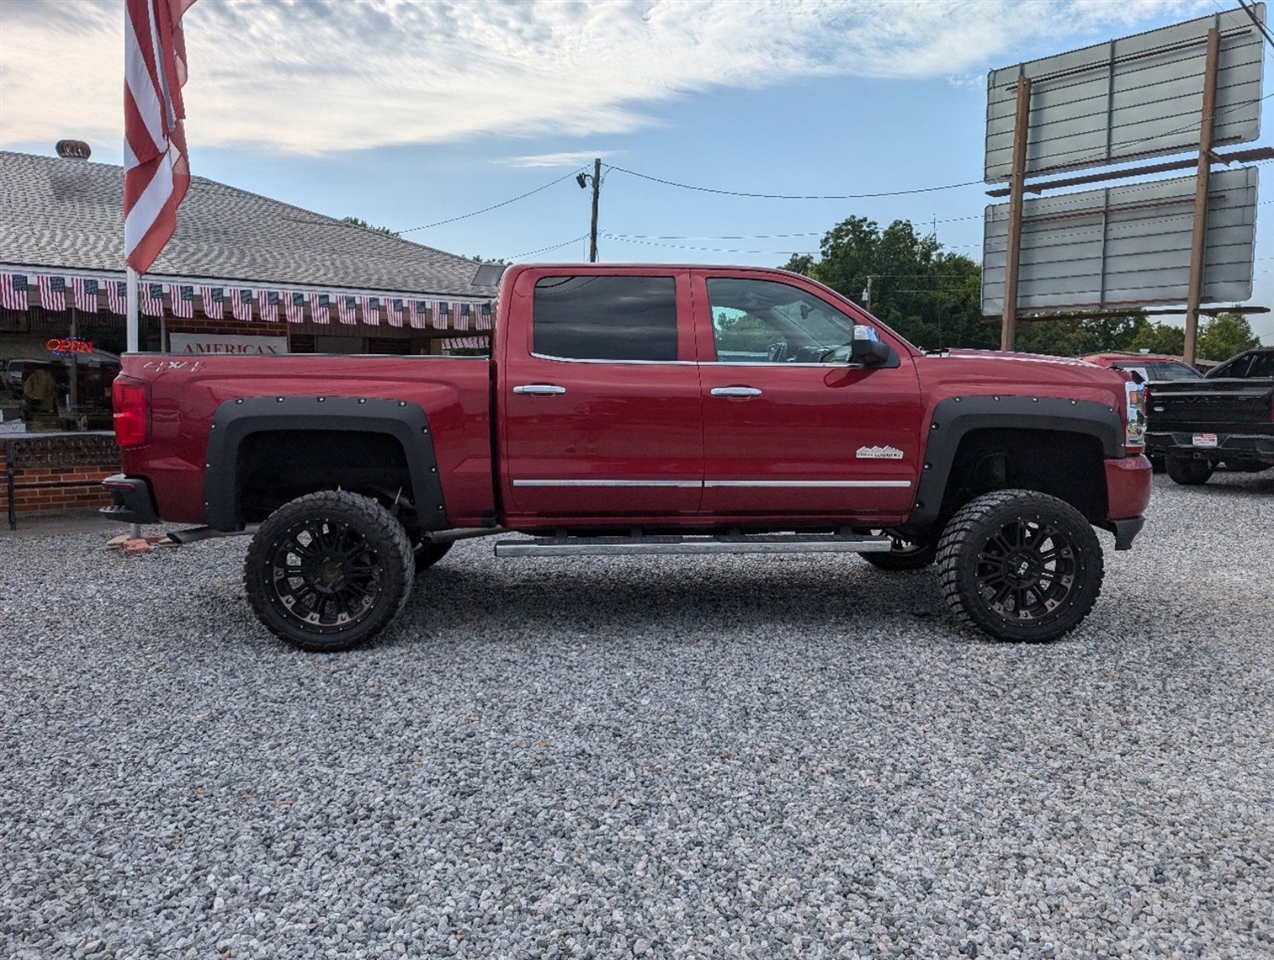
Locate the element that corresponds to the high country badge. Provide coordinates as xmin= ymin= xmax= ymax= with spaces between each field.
xmin=856 ymin=445 xmax=904 ymax=460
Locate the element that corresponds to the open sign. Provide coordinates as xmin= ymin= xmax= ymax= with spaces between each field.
xmin=46 ymin=337 xmax=95 ymax=357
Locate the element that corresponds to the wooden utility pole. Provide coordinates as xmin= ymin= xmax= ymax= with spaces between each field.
xmin=1184 ymin=27 xmax=1221 ymax=366
xmin=588 ymin=158 xmax=601 ymax=263
xmin=1001 ymin=73 xmax=1033 ymax=352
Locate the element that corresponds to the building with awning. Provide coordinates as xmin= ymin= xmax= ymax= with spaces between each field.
xmin=0 ymin=146 xmax=497 ymax=521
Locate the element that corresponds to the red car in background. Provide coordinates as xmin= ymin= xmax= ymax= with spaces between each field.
xmin=1083 ymin=353 xmax=1203 ymax=472
xmin=1082 ymin=352 xmax=1203 ymax=384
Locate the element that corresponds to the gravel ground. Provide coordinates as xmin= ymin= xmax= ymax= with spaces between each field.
xmin=1 ymin=473 xmax=1272 ymax=960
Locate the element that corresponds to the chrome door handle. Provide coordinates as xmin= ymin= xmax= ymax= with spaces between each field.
xmin=513 ymin=384 xmax=567 ymax=395
xmin=710 ymin=386 xmax=762 ymax=398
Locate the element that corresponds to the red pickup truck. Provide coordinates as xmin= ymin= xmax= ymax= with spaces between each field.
xmin=103 ymin=264 xmax=1151 ymax=650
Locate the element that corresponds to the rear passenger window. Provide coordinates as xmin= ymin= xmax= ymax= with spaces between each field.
xmin=533 ymin=275 xmax=678 ymax=361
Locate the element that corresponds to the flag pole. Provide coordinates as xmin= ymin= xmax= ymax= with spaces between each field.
xmin=125 ymin=267 xmax=140 ymax=538
xmin=126 ymin=267 xmax=139 ymax=353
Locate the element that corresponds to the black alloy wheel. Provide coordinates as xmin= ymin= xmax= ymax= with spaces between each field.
xmin=937 ymin=490 xmax=1103 ymax=643
xmin=245 ymin=490 xmax=413 ymax=652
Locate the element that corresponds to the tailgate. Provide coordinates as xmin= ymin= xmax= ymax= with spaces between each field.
xmin=1147 ymin=380 xmax=1274 ymax=428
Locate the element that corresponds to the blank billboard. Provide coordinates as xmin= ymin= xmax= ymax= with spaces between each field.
xmin=985 ymin=5 xmax=1265 ymax=183
xmin=982 ymin=166 xmax=1258 ymax=315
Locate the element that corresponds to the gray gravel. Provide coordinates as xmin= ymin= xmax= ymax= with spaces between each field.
xmin=2 ymin=472 xmax=1272 ymax=960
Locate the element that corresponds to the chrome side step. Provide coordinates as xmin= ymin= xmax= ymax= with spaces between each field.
xmin=494 ymin=532 xmax=893 ymax=558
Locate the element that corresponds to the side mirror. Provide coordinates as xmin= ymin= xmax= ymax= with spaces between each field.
xmin=850 ymin=325 xmax=890 ymax=367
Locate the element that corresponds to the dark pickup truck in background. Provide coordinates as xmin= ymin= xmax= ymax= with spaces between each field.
xmin=1146 ymin=347 xmax=1274 ymax=485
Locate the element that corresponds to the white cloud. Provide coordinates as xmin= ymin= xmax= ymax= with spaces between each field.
xmin=0 ymin=0 xmax=1211 ymax=156
xmin=500 ymin=151 xmax=618 ymax=168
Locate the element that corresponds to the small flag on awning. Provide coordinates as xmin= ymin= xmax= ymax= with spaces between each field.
xmin=72 ymin=277 xmax=100 ymax=313
xmin=257 ymin=290 xmax=280 ymax=322
xmin=436 ymin=301 xmax=450 ymax=329
xmin=38 ymin=274 xmax=67 ymax=312
xmin=477 ymin=301 xmax=493 ymax=331
xmin=360 ymin=295 xmax=381 ymax=325
xmin=170 ymin=283 xmax=195 ymax=318
xmin=308 ymin=292 xmax=331 ymax=325
xmin=453 ymin=302 xmax=471 ymax=331
xmin=337 ymin=295 xmax=357 ymax=325
xmin=140 ymin=282 xmax=165 ymax=317
xmin=410 ymin=299 xmax=431 ymax=330
xmin=200 ymin=286 xmax=224 ymax=319
xmin=106 ymin=280 xmax=127 ymax=315
xmin=284 ymin=291 xmax=306 ymax=324
xmin=385 ymin=297 xmax=404 ymax=328
xmin=231 ymin=288 xmax=253 ymax=321
xmin=0 ymin=273 xmax=29 ymax=311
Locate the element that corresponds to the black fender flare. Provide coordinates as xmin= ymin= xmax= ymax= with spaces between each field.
xmin=203 ymin=395 xmax=446 ymax=532
xmin=908 ymin=394 xmax=1124 ymax=529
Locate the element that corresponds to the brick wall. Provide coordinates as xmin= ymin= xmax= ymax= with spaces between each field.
xmin=1 ymin=433 xmax=121 ymax=519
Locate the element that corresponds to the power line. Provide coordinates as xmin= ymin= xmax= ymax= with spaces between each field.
xmin=605 ymin=165 xmax=984 ymax=200
xmin=515 ymin=234 xmax=591 ymax=258
xmin=398 ymin=168 xmax=586 ymax=233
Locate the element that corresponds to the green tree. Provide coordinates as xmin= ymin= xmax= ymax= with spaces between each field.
xmin=786 ymin=215 xmax=997 ymax=351
xmin=341 ymin=216 xmax=400 ymax=238
xmin=1196 ymin=312 xmax=1260 ymax=361
xmin=1011 ymin=310 xmax=1149 ymax=357
xmin=1127 ymin=321 xmax=1186 ymax=357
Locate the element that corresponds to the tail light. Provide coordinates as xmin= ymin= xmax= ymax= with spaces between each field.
xmin=112 ymin=375 xmax=151 ymax=447
xmin=1124 ymin=380 xmax=1146 ymax=453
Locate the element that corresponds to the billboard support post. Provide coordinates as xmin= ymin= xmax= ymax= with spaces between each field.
xmin=1001 ymin=74 xmax=1032 ymax=352
xmin=1184 ymin=27 xmax=1221 ymax=366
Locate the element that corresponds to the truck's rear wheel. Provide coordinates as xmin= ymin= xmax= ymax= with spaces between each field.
xmin=245 ymin=491 xmax=414 ymax=652
xmin=1165 ymin=455 xmax=1213 ymax=485
xmin=936 ymin=490 xmax=1103 ymax=643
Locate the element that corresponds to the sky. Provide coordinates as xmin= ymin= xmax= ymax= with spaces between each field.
xmin=1 ymin=0 xmax=1271 ymax=343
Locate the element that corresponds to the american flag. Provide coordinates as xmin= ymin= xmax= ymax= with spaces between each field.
xmin=360 ymin=295 xmax=381 ymax=325
xmin=106 ymin=280 xmax=128 ymax=315
xmin=477 ymin=301 xmax=493 ymax=331
xmin=124 ymin=0 xmax=197 ymax=274
xmin=308 ymin=292 xmax=331 ymax=325
xmin=231 ymin=288 xmax=253 ymax=321
xmin=454 ymin=302 xmax=471 ymax=331
xmin=72 ymin=277 xmax=100 ymax=313
xmin=337 ymin=295 xmax=357 ymax=325
xmin=257 ymin=290 xmax=280 ymax=322
xmin=200 ymin=286 xmax=224 ymax=319
xmin=0 ymin=273 xmax=29 ymax=311
xmin=437 ymin=301 xmax=451 ymax=330
xmin=170 ymin=283 xmax=195 ymax=318
xmin=385 ymin=297 xmax=404 ymax=328
xmin=140 ymin=282 xmax=166 ymax=316
xmin=410 ymin=299 xmax=431 ymax=330
xmin=284 ymin=291 xmax=306 ymax=324
xmin=38 ymin=274 xmax=67 ymax=312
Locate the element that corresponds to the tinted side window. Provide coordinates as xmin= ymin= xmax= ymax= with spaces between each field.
xmin=533 ymin=276 xmax=678 ymax=361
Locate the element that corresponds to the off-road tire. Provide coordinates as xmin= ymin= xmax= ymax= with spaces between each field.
xmin=936 ymin=490 xmax=1103 ymax=643
xmin=414 ymin=540 xmax=453 ymax=572
xmin=1165 ymin=455 xmax=1214 ymax=486
xmin=245 ymin=491 xmax=414 ymax=652
xmin=860 ymin=530 xmax=937 ymax=571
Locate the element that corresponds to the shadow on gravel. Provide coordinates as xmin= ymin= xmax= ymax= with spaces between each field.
xmin=393 ymin=557 xmax=956 ymax=647
xmin=1191 ymin=471 xmax=1274 ymax=496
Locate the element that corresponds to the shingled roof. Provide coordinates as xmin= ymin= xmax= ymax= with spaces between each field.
xmin=0 ymin=151 xmax=496 ymax=299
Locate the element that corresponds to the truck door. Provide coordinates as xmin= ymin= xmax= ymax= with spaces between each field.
xmin=499 ymin=269 xmax=703 ymax=522
xmin=693 ymin=272 xmax=923 ymax=520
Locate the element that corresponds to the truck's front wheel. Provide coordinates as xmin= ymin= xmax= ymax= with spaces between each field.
xmin=244 ymin=490 xmax=414 ymax=652
xmin=936 ymin=490 xmax=1103 ymax=643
